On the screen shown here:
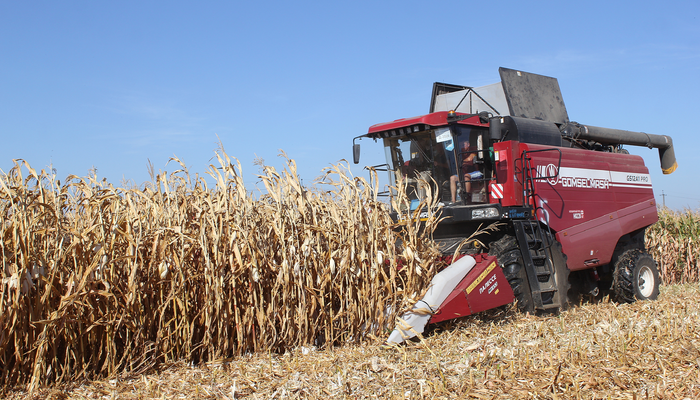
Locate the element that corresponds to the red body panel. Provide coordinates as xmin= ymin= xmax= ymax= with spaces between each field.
xmin=367 ymin=112 xmax=488 ymax=135
xmin=520 ymin=143 xmax=657 ymax=270
xmin=493 ymin=141 xmax=524 ymax=206
xmin=429 ymin=255 xmax=515 ymax=324
xmin=491 ymin=141 xmax=658 ymax=270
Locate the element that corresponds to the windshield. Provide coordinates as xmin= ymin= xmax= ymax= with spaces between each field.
xmin=383 ymin=129 xmax=455 ymax=207
xmin=382 ymin=126 xmax=490 ymax=208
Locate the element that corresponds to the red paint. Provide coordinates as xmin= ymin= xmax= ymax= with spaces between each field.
xmin=493 ymin=141 xmax=523 ymax=206
xmin=367 ymin=112 xmax=488 ymax=135
xmin=520 ymin=143 xmax=657 ymax=270
xmin=429 ymin=255 xmax=515 ymax=324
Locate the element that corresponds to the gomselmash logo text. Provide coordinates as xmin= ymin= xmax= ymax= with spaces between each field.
xmin=535 ymin=164 xmax=652 ymax=190
xmin=536 ymin=164 xmax=610 ymax=189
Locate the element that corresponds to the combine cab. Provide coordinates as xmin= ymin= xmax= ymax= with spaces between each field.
xmin=353 ymin=68 xmax=677 ymax=343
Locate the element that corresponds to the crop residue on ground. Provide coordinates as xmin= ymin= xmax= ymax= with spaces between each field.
xmin=8 ymin=284 xmax=699 ymax=399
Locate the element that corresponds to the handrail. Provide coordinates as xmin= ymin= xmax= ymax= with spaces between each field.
xmin=520 ymin=148 xmax=562 ymax=245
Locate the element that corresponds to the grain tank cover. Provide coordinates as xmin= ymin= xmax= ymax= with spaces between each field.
xmin=499 ymin=67 xmax=569 ymax=124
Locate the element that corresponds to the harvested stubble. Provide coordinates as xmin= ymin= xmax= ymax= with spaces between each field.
xmin=6 ymin=284 xmax=700 ymax=399
xmin=0 ymin=150 xmax=442 ymax=391
xmin=647 ymin=209 xmax=700 ymax=284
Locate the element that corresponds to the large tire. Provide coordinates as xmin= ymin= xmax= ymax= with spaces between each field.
xmin=546 ymin=234 xmax=572 ymax=311
xmin=613 ymin=249 xmax=660 ymax=303
xmin=489 ymin=235 xmax=534 ymax=313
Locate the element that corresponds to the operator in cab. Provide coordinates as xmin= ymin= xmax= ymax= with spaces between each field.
xmin=450 ymin=139 xmax=482 ymax=204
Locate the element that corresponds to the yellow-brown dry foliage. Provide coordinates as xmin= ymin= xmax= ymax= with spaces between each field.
xmin=0 ymin=148 xmax=443 ymax=390
xmin=3 ymin=147 xmax=698 ymax=394
xmin=646 ymin=208 xmax=700 ymax=284
xmin=8 ymin=285 xmax=700 ymax=399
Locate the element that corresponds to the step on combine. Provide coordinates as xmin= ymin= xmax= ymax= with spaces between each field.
xmin=352 ymin=68 xmax=677 ymax=344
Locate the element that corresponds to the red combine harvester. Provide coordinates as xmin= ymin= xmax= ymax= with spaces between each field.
xmin=352 ymin=68 xmax=677 ymax=344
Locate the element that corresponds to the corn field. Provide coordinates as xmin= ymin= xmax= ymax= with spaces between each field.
xmin=647 ymin=208 xmax=700 ymax=284
xmin=0 ymin=149 xmax=443 ymax=390
xmin=1 ymin=148 xmax=698 ymax=392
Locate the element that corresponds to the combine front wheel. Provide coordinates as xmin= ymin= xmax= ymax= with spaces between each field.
xmin=546 ymin=233 xmax=571 ymax=311
xmin=489 ymin=235 xmax=534 ymax=313
xmin=613 ymin=249 xmax=660 ymax=303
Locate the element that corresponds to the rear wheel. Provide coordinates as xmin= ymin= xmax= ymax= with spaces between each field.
xmin=613 ymin=249 xmax=660 ymax=303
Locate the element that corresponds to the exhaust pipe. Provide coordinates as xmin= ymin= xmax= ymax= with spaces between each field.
xmin=561 ymin=123 xmax=678 ymax=174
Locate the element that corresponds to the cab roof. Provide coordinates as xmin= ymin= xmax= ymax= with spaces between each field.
xmin=365 ymin=111 xmax=488 ymax=139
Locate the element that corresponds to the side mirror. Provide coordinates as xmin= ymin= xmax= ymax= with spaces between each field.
xmin=353 ymin=143 xmax=361 ymax=164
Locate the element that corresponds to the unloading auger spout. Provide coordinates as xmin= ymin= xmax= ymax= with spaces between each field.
xmin=561 ymin=122 xmax=678 ymax=174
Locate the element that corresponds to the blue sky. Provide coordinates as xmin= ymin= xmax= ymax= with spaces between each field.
xmin=1 ymin=1 xmax=699 ymax=209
